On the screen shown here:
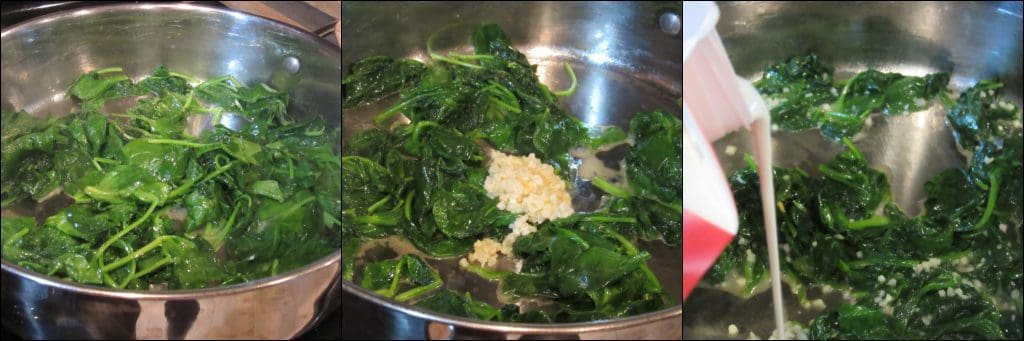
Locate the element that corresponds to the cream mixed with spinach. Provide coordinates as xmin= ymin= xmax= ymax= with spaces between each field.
xmin=703 ymin=54 xmax=1023 ymax=339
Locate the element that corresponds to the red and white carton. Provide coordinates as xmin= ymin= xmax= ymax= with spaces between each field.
xmin=682 ymin=1 xmax=768 ymax=301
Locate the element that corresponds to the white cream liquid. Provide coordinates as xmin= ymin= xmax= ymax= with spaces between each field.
xmin=751 ymin=116 xmax=787 ymax=338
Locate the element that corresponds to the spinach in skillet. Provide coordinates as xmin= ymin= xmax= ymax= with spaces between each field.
xmin=342 ymin=24 xmax=679 ymax=323
xmin=346 ymin=24 xmax=589 ymax=177
xmin=462 ymin=216 xmax=671 ymax=322
xmin=584 ymin=110 xmax=682 ymax=246
xmin=755 ymin=53 xmax=951 ymax=141
xmin=700 ymin=54 xmax=1022 ymax=339
xmin=1 ymin=66 xmax=341 ymax=290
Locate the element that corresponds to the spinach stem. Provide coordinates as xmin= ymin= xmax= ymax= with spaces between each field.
xmin=5 ymin=228 xmax=30 ymax=245
xmin=95 ymin=67 xmax=123 ymax=74
xmin=167 ymin=161 xmax=237 ymax=199
xmin=836 ymin=72 xmax=862 ymax=110
xmin=201 ymin=163 xmax=235 ymax=185
xmin=404 ymin=191 xmax=415 ymax=222
xmin=373 ymin=90 xmax=445 ymax=124
xmin=395 ymin=281 xmax=443 ymax=302
xmin=103 ymin=240 xmax=138 ymax=288
xmin=840 ymin=137 xmax=864 ymax=160
xmin=92 ymin=157 xmax=119 ymax=165
xmin=101 ymin=270 xmax=118 ymax=287
xmin=286 ymin=157 xmax=295 ymax=179
xmin=108 ymin=121 xmax=136 ymax=140
xmin=447 ymin=52 xmax=496 ymax=60
xmin=367 ymin=196 xmax=390 ymax=214
xmin=208 ymin=203 xmax=242 ymax=250
xmin=126 ymin=126 xmax=155 ymax=137
xmin=461 ymin=263 xmax=509 ymax=280
xmin=847 ymin=215 xmax=891 ymax=230
xmin=743 ymin=153 xmax=758 ymax=172
xmin=552 ymin=62 xmax=578 ymax=96
xmin=83 ymin=186 xmax=115 ymax=199
xmin=430 ymin=53 xmax=484 ymax=69
xmin=973 ymin=178 xmax=989 ymax=191
xmin=590 ymin=176 xmax=633 ymax=198
xmin=166 ymin=180 xmax=196 ymax=200
xmin=818 ymin=165 xmax=858 ymax=188
xmin=975 ymin=173 xmax=1000 ymax=228
xmin=260 ymin=83 xmax=280 ymax=93
xmin=168 ymin=71 xmax=197 ymax=83
xmin=552 ymin=226 xmax=590 ymax=249
xmin=90 ymin=157 xmax=115 ymax=171
xmin=183 ymin=91 xmax=196 ymax=111
xmin=382 ymin=256 xmax=407 ymax=298
xmin=647 ymin=195 xmax=683 ymax=215
xmin=412 ymin=121 xmax=440 ymax=148
xmin=489 ymin=98 xmax=521 ymax=113
xmin=580 ymin=215 xmax=637 ymax=224
xmin=118 ymin=256 xmax=173 ymax=288
xmin=538 ymin=83 xmax=556 ymax=102
xmin=485 ymin=81 xmax=520 ymax=113
xmin=101 ymin=236 xmax=170 ymax=272
xmin=606 ymin=228 xmax=662 ymax=293
xmin=92 ymin=201 xmax=159 ymax=265
xmin=486 ymin=83 xmax=515 ymax=103
xmin=142 ymin=138 xmax=217 ymax=148
xmin=353 ymin=214 xmax=400 ymax=226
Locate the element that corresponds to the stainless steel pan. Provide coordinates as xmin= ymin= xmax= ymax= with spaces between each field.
xmin=1 ymin=3 xmax=341 ymax=339
xmin=342 ymin=1 xmax=682 ymax=339
xmin=683 ymin=1 xmax=1022 ymax=339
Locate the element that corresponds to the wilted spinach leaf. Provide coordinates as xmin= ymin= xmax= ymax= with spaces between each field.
xmin=343 ymin=56 xmax=426 ymax=108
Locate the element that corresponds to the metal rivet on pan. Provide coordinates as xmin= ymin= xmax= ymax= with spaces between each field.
xmin=660 ymin=12 xmax=681 ymax=35
xmin=283 ymin=56 xmax=301 ymax=74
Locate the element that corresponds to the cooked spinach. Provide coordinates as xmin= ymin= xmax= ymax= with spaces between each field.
xmin=360 ymin=254 xmax=442 ymax=302
xmin=947 ymin=80 xmax=1019 ymax=150
xmin=343 ymin=56 xmax=426 ymax=108
xmin=342 ymin=24 xmax=679 ymax=323
xmin=624 ymin=110 xmax=683 ymax=204
xmin=505 ymin=218 xmax=670 ymax=321
xmin=354 ymin=23 xmax=594 ymax=176
xmin=701 ymin=55 xmax=1022 ymax=339
xmin=754 ymin=53 xmax=951 ymax=141
xmin=1 ymin=66 xmax=340 ymax=290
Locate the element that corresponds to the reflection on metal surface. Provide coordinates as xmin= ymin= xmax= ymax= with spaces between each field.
xmin=685 ymin=1 xmax=1022 ymax=339
xmin=428 ymin=321 xmax=455 ymax=339
xmin=343 ymin=281 xmax=681 ymax=339
xmin=586 ymin=74 xmax=607 ymax=127
xmin=587 ymin=40 xmax=614 ymax=65
xmin=2 ymin=3 xmax=342 ymax=126
xmin=342 ymin=1 xmax=681 ymax=339
xmin=3 ymin=249 xmax=340 ymax=339
xmin=1 ymin=3 xmax=341 ymax=339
